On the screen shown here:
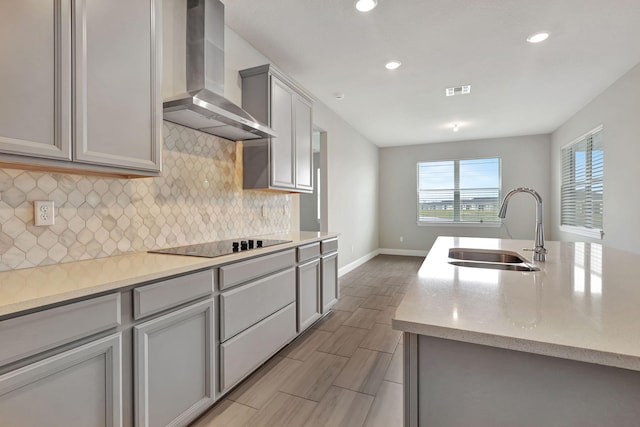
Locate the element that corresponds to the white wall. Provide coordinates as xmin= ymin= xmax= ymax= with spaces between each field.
xmin=550 ymin=63 xmax=640 ymax=253
xmin=379 ymin=135 xmax=551 ymax=252
xmin=225 ymin=27 xmax=380 ymax=268
xmin=313 ymin=105 xmax=379 ymax=267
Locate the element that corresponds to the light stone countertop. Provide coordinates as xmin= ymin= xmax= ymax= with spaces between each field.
xmin=0 ymin=231 xmax=338 ymax=318
xmin=392 ymin=236 xmax=640 ymax=371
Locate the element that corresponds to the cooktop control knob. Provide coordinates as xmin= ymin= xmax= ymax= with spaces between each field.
xmin=256 ymin=240 xmax=263 ymax=248
xmin=232 ymin=242 xmax=239 ymax=252
xmin=248 ymin=239 xmax=255 ymax=249
xmin=240 ymin=241 xmax=248 ymax=251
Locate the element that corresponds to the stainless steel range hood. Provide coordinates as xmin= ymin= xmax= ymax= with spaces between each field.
xmin=163 ymin=0 xmax=276 ymax=141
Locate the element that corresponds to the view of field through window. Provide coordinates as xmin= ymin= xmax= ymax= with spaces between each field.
xmin=417 ymin=158 xmax=501 ymax=223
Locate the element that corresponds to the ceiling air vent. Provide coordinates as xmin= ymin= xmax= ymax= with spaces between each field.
xmin=446 ymin=85 xmax=471 ymax=97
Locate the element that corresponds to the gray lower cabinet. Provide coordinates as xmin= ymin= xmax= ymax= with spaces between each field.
xmin=0 ymin=239 xmax=337 ymax=425
xmin=220 ymin=303 xmax=297 ymax=392
xmin=0 ymin=292 xmax=121 ymax=366
xmin=220 ymin=268 xmax=295 ymax=341
xmin=0 ymin=333 xmax=123 ymax=427
xmin=297 ymin=258 xmax=321 ymax=331
xmin=134 ymin=298 xmax=215 ymax=427
xmin=321 ymin=252 xmax=339 ymax=313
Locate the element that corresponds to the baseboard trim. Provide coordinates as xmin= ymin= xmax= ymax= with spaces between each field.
xmin=378 ymin=248 xmax=429 ymax=257
xmin=338 ymin=249 xmax=380 ymax=277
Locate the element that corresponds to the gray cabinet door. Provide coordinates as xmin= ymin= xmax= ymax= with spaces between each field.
xmin=297 ymin=258 xmax=321 ymax=331
xmin=270 ymin=77 xmax=295 ymax=189
xmin=240 ymin=64 xmax=313 ymax=193
xmin=0 ymin=0 xmax=72 ymax=160
xmin=0 ymin=333 xmax=122 ymax=427
xmin=294 ymin=95 xmax=313 ymax=191
xmin=134 ymin=298 xmax=215 ymax=427
xmin=321 ymin=252 xmax=339 ymax=313
xmin=73 ymin=0 xmax=161 ymax=172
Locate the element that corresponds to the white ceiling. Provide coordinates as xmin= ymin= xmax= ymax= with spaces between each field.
xmin=224 ymin=0 xmax=640 ymax=147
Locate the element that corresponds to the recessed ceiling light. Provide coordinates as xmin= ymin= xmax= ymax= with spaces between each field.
xmin=446 ymin=85 xmax=471 ymax=96
xmin=355 ymin=0 xmax=378 ymax=12
xmin=526 ymin=32 xmax=550 ymax=43
xmin=385 ymin=61 xmax=401 ymax=70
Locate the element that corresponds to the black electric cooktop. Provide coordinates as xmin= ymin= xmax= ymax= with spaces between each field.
xmin=148 ymin=238 xmax=292 ymax=258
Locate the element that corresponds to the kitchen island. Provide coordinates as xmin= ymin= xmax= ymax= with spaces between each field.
xmin=393 ymin=236 xmax=640 ymax=427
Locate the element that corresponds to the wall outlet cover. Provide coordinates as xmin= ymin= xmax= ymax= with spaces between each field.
xmin=34 ymin=201 xmax=55 ymax=226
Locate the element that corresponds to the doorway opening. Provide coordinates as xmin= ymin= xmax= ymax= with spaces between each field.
xmin=299 ymin=129 xmax=327 ymax=231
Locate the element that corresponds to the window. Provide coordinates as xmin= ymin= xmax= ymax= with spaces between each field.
xmin=417 ymin=157 xmax=501 ymax=224
xmin=561 ymin=126 xmax=604 ymax=238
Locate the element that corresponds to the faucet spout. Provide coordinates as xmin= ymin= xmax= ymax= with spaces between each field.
xmin=498 ymin=187 xmax=547 ymax=262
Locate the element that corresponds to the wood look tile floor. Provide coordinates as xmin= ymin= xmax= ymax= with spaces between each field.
xmin=191 ymin=255 xmax=423 ymax=427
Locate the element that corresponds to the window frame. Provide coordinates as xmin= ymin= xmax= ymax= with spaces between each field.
xmin=559 ymin=125 xmax=604 ymax=240
xmin=416 ymin=157 xmax=502 ymax=226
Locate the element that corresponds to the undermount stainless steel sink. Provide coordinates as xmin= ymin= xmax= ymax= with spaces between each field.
xmin=448 ymin=260 xmax=539 ymax=272
xmin=448 ymin=248 xmax=539 ymax=272
xmin=448 ymin=248 xmax=527 ymax=264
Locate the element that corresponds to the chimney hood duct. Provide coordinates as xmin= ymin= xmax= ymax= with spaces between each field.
xmin=163 ymin=0 xmax=276 ymax=141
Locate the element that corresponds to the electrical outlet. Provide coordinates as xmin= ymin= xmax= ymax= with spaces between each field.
xmin=400 ymin=236 xmax=404 ymax=242
xmin=34 ymin=201 xmax=55 ymax=226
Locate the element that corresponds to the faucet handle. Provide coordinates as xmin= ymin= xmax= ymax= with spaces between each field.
xmin=523 ymin=248 xmax=548 ymax=254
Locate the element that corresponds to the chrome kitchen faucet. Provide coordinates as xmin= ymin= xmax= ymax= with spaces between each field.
xmin=498 ymin=187 xmax=547 ymax=262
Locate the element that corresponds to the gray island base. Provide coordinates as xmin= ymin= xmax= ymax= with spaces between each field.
xmin=394 ymin=236 xmax=640 ymax=427
xmin=404 ymin=334 xmax=640 ymax=427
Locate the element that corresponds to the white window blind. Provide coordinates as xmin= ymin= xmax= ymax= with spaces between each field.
xmin=561 ymin=126 xmax=604 ymax=238
xmin=417 ymin=158 xmax=501 ymax=224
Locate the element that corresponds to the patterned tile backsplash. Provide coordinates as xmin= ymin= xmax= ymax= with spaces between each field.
xmin=0 ymin=122 xmax=290 ymax=271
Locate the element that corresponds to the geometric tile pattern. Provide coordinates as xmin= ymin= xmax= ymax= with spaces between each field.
xmin=0 ymin=122 xmax=290 ymax=271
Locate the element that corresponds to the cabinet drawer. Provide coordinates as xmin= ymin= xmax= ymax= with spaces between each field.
xmin=297 ymin=242 xmax=320 ymax=263
xmin=0 ymin=293 xmax=121 ymax=366
xmin=220 ymin=268 xmax=295 ymax=341
xmin=321 ymin=238 xmax=338 ymax=254
xmin=220 ymin=303 xmax=296 ymax=392
xmin=133 ymin=269 xmax=214 ymax=320
xmin=219 ymin=249 xmax=295 ymax=290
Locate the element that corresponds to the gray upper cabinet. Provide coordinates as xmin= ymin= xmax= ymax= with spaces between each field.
xmin=73 ymin=0 xmax=161 ymax=173
xmin=240 ymin=64 xmax=313 ymax=193
xmin=0 ymin=0 xmax=161 ymax=176
xmin=294 ymin=95 xmax=313 ymax=191
xmin=0 ymin=0 xmax=72 ymax=161
xmin=271 ymin=78 xmax=296 ymax=188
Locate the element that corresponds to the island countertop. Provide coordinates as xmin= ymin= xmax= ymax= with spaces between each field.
xmin=392 ymin=236 xmax=640 ymax=371
xmin=0 ymin=231 xmax=338 ymax=319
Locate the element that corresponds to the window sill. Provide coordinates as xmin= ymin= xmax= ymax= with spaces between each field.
xmin=559 ymin=225 xmax=604 ymax=240
xmin=417 ymin=221 xmax=502 ymax=228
